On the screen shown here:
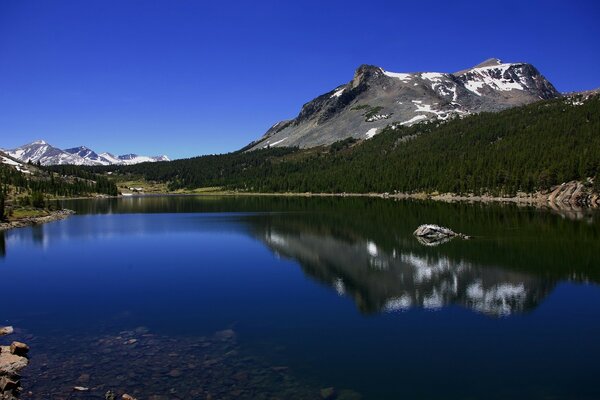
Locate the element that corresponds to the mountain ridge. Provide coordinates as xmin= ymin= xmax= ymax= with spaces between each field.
xmin=2 ymin=141 xmax=169 ymax=166
xmin=249 ymin=58 xmax=560 ymax=150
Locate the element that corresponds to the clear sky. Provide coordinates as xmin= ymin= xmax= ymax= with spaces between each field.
xmin=1 ymin=0 xmax=599 ymax=159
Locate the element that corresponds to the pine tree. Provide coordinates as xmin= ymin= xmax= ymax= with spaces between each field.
xmin=0 ymin=191 xmax=5 ymax=221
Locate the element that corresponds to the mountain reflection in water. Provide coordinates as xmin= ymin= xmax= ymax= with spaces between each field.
xmin=11 ymin=195 xmax=599 ymax=320
xmin=259 ymin=227 xmax=551 ymax=316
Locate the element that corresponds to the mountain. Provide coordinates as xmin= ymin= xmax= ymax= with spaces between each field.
xmin=3 ymin=141 xmax=170 ymax=166
xmin=106 ymin=92 xmax=599 ymax=202
xmin=249 ymin=58 xmax=560 ymax=149
xmin=65 ymin=147 xmax=170 ymax=166
xmin=4 ymin=140 xmax=87 ymax=166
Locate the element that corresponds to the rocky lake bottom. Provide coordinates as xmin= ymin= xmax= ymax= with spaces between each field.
xmin=10 ymin=327 xmax=345 ymax=400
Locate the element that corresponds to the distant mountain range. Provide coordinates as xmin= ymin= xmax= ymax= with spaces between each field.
xmin=1 ymin=140 xmax=169 ymax=166
xmin=249 ymin=58 xmax=560 ymax=149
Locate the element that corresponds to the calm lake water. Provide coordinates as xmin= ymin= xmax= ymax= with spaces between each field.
xmin=2 ymin=196 xmax=600 ymax=399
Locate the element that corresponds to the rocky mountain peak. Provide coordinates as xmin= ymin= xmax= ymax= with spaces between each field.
xmin=473 ymin=58 xmax=504 ymax=68
xmin=351 ymin=64 xmax=383 ymax=89
xmin=249 ymin=58 xmax=562 ymax=150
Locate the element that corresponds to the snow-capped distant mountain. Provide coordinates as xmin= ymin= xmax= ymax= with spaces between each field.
xmin=249 ymin=58 xmax=560 ymax=149
xmin=116 ymin=153 xmax=170 ymax=165
xmin=4 ymin=141 xmax=170 ymax=166
xmin=5 ymin=140 xmax=89 ymax=166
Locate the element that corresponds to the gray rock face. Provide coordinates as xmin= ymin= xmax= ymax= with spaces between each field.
xmin=248 ymin=58 xmax=560 ymax=150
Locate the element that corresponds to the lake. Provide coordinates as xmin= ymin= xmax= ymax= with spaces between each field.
xmin=2 ymin=196 xmax=600 ymax=399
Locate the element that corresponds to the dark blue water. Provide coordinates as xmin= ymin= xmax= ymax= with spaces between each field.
xmin=1 ymin=196 xmax=600 ymax=399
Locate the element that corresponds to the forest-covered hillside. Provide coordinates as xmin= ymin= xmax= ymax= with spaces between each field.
xmin=91 ymin=94 xmax=600 ymax=196
xmin=0 ymin=160 xmax=118 ymax=220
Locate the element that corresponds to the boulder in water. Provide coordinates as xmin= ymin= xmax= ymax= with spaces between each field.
xmin=413 ymin=224 xmax=469 ymax=246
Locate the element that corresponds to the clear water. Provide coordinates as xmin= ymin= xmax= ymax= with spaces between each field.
xmin=1 ymin=196 xmax=600 ymax=399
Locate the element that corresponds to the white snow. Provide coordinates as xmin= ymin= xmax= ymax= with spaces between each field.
xmin=463 ymin=79 xmax=485 ymax=96
xmin=420 ymin=72 xmax=446 ymax=81
xmin=400 ymin=115 xmax=427 ymax=126
xmin=330 ymin=87 xmax=345 ymax=98
xmin=413 ymin=103 xmax=453 ymax=120
xmin=381 ymin=69 xmax=412 ymax=82
xmin=264 ymin=137 xmax=287 ymax=148
xmin=1 ymin=156 xmax=31 ymax=174
xmin=419 ymin=72 xmax=459 ymax=101
xmin=463 ymin=63 xmax=527 ymax=95
xmin=99 ymin=152 xmax=121 ymax=165
xmin=365 ymin=113 xmax=391 ymax=122
xmin=364 ymin=128 xmax=379 ymax=139
xmin=1 ymin=156 xmax=21 ymax=167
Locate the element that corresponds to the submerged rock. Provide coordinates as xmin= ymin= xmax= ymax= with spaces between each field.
xmin=413 ymin=224 xmax=469 ymax=246
xmin=320 ymin=387 xmax=336 ymax=399
xmin=214 ymin=329 xmax=236 ymax=341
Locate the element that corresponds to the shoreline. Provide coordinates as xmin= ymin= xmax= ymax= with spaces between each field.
xmin=0 ymin=209 xmax=75 ymax=232
xmin=112 ymin=181 xmax=599 ymax=210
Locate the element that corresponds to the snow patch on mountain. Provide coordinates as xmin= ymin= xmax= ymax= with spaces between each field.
xmin=1 ymin=155 xmax=31 ymax=174
xmin=400 ymin=115 xmax=428 ymax=125
xmin=330 ymin=87 xmax=345 ymax=98
xmin=364 ymin=128 xmax=379 ymax=139
xmin=381 ymin=69 xmax=412 ymax=82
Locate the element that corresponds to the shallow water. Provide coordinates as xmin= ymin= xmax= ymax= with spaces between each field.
xmin=2 ymin=196 xmax=600 ymax=399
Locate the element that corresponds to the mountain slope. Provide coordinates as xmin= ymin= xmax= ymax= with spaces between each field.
xmin=4 ymin=141 xmax=169 ymax=166
xmin=249 ymin=58 xmax=560 ymax=150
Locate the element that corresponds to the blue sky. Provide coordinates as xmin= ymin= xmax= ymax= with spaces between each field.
xmin=1 ymin=0 xmax=599 ymax=159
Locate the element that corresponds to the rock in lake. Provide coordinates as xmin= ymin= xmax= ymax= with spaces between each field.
xmin=9 ymin=342 xmax=29 ymax=357
xmin=0 ymin=376 xmax=19 ymax=392
xmin=413 ymin=224 xmax=469 ymax=246
xmin=0 ymin=327 xmax=14 ymax=337
xmin=0 ymin=346 xmax=28 ymax=376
